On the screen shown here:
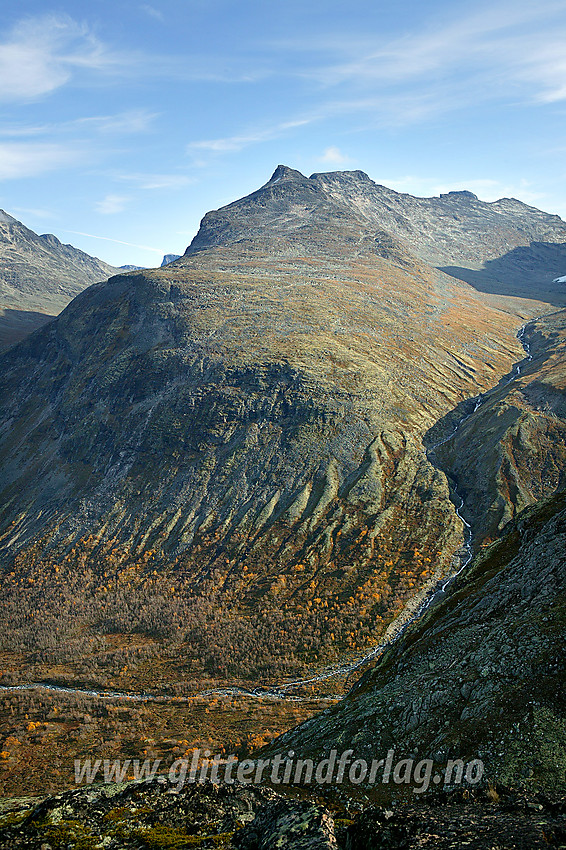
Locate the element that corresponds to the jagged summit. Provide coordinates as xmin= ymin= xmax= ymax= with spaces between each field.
xmin=440 ymin=189 xmax=479 ymax=200
xmin=266 ymin=164 xmax=374 ymax=184
xmin=161 ymin=253 xmax=182 ymax=267
xmin=0 ymin=209 xmax=18 ymax=224
xmin=183 ymin=165 xmax=566 ymax=304
xmin=39 ymin=232 xmax=65 ymax=249
xmin=266 ymin=164 xmax=307 ymax=183
xmin=310 ymin=167 xmax=372 ymax=180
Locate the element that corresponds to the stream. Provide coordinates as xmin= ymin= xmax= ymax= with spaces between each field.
xmin=0 ymin=324 xmax=534 ymax=705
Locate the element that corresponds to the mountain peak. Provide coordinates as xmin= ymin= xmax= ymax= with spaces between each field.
xmin=267 ymin=164 xmax=306 ymax=183
xmin=440 ymin=189 xmax=478 ymax=201
xmin=309 ymin=168 xmax=372 ymax=182
xmin=0 ymin=209 xmax=18 ymax=224
xmin=39 ymin=232 xmax=63 ymax=248
xmin=0 ymin=210 xmax=121 ymax=349
xmin=184 ymin=165 xmax=566 ymax=296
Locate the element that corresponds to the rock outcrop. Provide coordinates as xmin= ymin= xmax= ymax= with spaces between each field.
xmin=0 ymin=777 xmax=564 ymax=848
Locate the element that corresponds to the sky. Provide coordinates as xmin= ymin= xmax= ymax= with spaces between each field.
xmin=0 ymin=0 xmax=565 ymax=267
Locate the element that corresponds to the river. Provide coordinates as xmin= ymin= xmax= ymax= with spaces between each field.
xmin=0 ymin=324 xmax=534 ymax=705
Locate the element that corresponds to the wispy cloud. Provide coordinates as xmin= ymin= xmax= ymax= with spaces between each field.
xmin=114 ymin=172 xmax=194 ymax=190
xmin=271 ymin=0 xmax=566 ymax=122
xmin=0 ymin=12 xmax=269 ymax=107
xmin=140 ymin=4 xmax=165 ymax=22
xmin=0 ymin=110 xmax=158 ymax=183
xmin=319 ymin=146 xmax=351 ymax=165
xmin=95 ymin=194 xmax=130 ymax=214
xmin=9 ymin=206 xmax=57 ymax=220
xmin=517 ymin=42 xmax=566 ymax=103
xmin=0 ymin=142 xmax=83 ymax=179
xmin=0 ymin=14 xmax=126 ymax=102
xmin=296 ymin=5 xmax=549 ymax=86
xmin=74 ymin=109 xmax=159 ymax=135
xmin=188 ymin=118 xmax=314 ymax=154
xmin=63 ymin=230 xmax=165 ymax=254
xmin=0 ymin=110 xmax=158 ymax=145
xmin=188 ymin=6 xmax=565 ymax=162
xmin=0 ymin=124 xmax=50 ymax=138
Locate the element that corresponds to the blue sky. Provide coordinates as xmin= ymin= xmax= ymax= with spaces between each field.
xmin=0 ymin=0 xmax=565 ymax=267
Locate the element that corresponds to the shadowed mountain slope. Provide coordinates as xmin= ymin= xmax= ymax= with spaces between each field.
xmin=429 ymin=309 xmax=566 ymax=544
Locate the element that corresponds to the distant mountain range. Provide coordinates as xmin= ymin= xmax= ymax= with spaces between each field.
xmin=0 ymin=210 xmax=120 ymax=349
xmin=0 ymin=210 xmax=182 ymax=349
xmin=120 ymin=255 xmax=181 ymax=272
xmin=0 ymin=166 xmax=564 ymax=795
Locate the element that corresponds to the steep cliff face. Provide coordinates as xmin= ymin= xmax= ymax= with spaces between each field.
xmin=0 ymin=168 xmax=564 ymax=693
xmin=265 ymin=491 xmax=566 ymax=792
xmin=0 ymin=210 xmax=120 ymax=349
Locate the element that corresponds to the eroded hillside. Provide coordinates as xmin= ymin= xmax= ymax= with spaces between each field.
xmin=264 ymin=490 xmax=566 ymax=793
xmin=0 ymin=168 xmax=565 ymax=795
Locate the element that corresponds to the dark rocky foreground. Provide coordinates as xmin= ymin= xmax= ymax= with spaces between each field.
xmin=0 ymin=776 xmax=565 ymax=849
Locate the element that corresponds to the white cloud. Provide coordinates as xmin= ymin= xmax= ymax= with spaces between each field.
xmin=0 ymin=110 xmax=157 ymax=147
xmin=292 ymin=2 xmax=566 ymax=84
xmin=517 ymin=43 xmax=566 ymax=103
xmin=274 ymin=1 xmax=566 ymax=120
xmin=0 ymin=14 xmax=123 ymax=102
xmin=95 ymin=194 xmax=129 ymax=214
xmin=140 ymin=4 xmax=165 ymax=22
xmin=188 ymin=118 xmax=314 ymax=154
xmin=0 ymin=13 xmax=269 ymax=105
xmin=114 ymin=172 xmax=194 ymax=189
xmin=0 ymin=142 xmax=83 ymax=179
xmin=0 ymin=124 xmax=50 ymax=137
xmin=74 ymin=110 xmax=159 ymax=135
xmin=319 ymin=146 xmax=350 ymax=165
xmin=10 ymin=206 xmax=56 ymax=220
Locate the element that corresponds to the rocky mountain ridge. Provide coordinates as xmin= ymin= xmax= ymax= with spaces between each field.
xmin=430 ymin=309 xmax=566 ymax=543
xmin=188 ymin=165 xmax=566 ymax=308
